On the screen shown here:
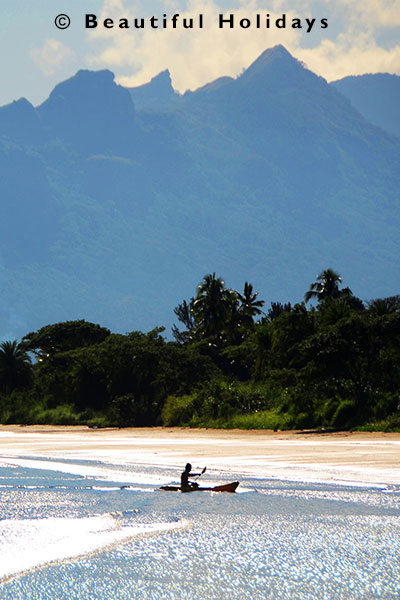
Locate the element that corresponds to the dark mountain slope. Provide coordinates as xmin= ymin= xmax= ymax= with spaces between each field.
xmin=128 ymin=70 xmax=181 ymax=112
xmin=174 ymin=46 xmax=399 ymax=284
xmin=332 ymin=73 xmax=400 ymax=138
xmin=0 ymin=98 xmax=44 ymax=144
xmin=0 ymin=46 xmax=399 ymax=339
xmin=38 ymin=69 xmax=137 ymax=155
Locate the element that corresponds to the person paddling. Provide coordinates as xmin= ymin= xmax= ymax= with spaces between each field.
xmin=181 ymin=463 xmax=206 ymax=492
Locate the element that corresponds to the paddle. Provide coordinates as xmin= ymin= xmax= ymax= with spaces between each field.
xmin=193 ymin=466 xmax=207 ymax=485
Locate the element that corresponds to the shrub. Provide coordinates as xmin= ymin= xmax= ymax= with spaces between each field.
xmin=162 ymin=394 xmax=197 ymax=426
xmin=227 ymin=409 xmax=293 ymax=430
xmin=330 ymin=400 xmax=358 ymax=429
xmin=108 ymin=394 xmax=152 ymax=427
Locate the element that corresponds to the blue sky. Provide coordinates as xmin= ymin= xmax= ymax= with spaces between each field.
xmin=1 ymin=0 xmax=399 ymax=106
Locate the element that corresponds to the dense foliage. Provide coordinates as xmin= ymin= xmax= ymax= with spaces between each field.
xmin=0 ymin=270 xmax=399 ymax=431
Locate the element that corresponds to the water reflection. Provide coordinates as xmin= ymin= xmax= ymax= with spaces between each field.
xmin=0 ymin=460 xmax=399 ymax=599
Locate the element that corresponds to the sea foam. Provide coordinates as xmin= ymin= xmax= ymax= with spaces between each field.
xmin=0 ymin=515 xmax=184 ymax=581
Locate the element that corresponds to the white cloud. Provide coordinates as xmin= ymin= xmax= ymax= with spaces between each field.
xmin=332 ymin=0 xmax=400 ymax=29
xmin=31 ymin=39 xmax=75 ymax=77
xmin=85 ymin=0 xmax=400 ymax=91
xmin=86 ymin=0 xmax=301 ymax=91
xmin=298 ymin=38 xmax=400 ymax=82
xmin=296 ymin=0 xmax=400 ymax=80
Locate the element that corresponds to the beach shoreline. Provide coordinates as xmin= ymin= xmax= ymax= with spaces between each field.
xmin=1 ymin=425 xmax=399 ymax=486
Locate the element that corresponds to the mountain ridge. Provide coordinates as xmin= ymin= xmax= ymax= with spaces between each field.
xmin=0 ymin=46 xmax=399 ymax=340
xmin=332 ymin=72 xmax=400 ymax=138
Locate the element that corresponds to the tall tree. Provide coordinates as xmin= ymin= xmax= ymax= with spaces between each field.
xmin=192 ymin=273 xmax=237 ymax=340
xmin=172 ymin=298 xmax=196 ymax=343
xmin=367 ymin=295 xmax=400 ymax=316
xmin=237 ymin=282 xmax=265 ymax=324
xmin=0 ymin=340 xmax=32 ymax=391
xmin=21 ymin=320 xmax=110 ymax=359
xmin=304 ymin=268 xmax=347 ymax=305
xmin=266 ymin=301 xmax=292 ymax=322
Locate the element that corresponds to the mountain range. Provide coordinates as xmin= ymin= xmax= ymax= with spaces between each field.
xmin=0 ymin=45 xmax=399 ymax=339
xmin=332 ymin=73 xmax=400 ymax=138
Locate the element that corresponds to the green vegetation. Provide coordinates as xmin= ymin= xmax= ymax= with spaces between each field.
xmin=1 ymin=271 xmax=399 ymax=431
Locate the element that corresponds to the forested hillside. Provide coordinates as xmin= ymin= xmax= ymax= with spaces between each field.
xmin=332 ymin=73 xmax=400 ymax=138
xmin=1 ymin=270 xmax=399 ymax=431
xmin=0 ymin=46 xmax=399 ymax=340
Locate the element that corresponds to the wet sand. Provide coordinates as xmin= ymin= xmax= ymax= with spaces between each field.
xmin=1 ymin=426 xmax=399 ymax=486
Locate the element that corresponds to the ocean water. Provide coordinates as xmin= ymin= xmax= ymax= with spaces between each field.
xmin=0 ymin=456 xmax=400 ymax=599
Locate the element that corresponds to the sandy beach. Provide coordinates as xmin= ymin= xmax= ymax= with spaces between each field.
xmin=1 ymin=425 xmax=399 ymax=486
xmin=1 ymin=426 xmax=400 ymax=598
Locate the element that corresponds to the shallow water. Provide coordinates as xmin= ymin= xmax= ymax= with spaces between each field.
xmin=0 ymin=457 xmax=400 ymax=599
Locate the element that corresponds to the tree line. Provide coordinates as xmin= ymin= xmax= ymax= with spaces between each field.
xmin=0 ymin=269 xmax=399 ymax=430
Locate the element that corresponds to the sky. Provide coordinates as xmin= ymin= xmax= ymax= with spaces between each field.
xmin=0 ymin=0 xmax=399 ymax=107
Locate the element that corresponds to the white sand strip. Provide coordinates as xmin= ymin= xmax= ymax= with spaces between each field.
xmin=1 ymin=426 xmax=399 ymax=486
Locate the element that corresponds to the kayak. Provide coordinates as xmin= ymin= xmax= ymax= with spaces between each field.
xmin=159 ymin=481 xmax=239 ymax=493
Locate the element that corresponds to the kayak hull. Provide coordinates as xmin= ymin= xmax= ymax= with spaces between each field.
xmin=160 ymin=481 xmax=239 ymax=493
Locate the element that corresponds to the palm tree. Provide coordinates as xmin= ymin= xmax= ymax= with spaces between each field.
xmin=236 ymin=282 xmax=265 ymax=334
xmin=172 ymin=298 xmax=196 ymax=343
xmin=238 ymin=282 xmax=265 ymax=320
xmin=192 ymin=273 xmax=238 ymax=339
xmin=266 ymin=301 xmax=292 ymax=322
xmin=367 ymin=295 xmax=400 ymax=316
xmin=0 ymin=340 xmax=33 ymax=391
xmin=304 ymin=269 xmax=346 ymax=304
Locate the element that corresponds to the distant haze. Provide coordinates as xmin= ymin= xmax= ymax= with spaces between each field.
xmin=0 ymin=45 xmax=399 ymax=340
xmin=0 ymin=0 xmax=399 ymax=107
xmin=332 ymin=73 xmax=400 ymax=138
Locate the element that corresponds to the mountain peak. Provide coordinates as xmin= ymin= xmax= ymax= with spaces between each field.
xmin=0 ymin=97 xmax=43 ymax=141
xmin=128 ymin=69 xmax=180 ymax=111
xmin=0 ymin=97 xmax=36 ymax=119
xmin=7 ymin=97 xmax=35 ymax=110
xmin=76 ymin=68 xmax=115 ymax=80
xmin=261 ymin=44 xmax=293 ymax=59
xmin=44 ymin=69 xmax=117 ymax=103
xmin=148 ymin=69 xmax=173 ymax=89
xmin=130 ymin=69 xmax=175 ymax=95
xmin=235 ymin=45 xmax=327 ymax=96
xmin=38 ymin=69 xmax=136 ymax=154
xmin=239 ymin=45 xmax=302 ymax=82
